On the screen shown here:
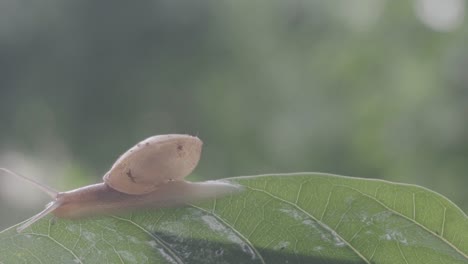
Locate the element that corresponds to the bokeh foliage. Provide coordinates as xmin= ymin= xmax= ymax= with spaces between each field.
xmin=0 ymin=0 xmax=467 ymax=229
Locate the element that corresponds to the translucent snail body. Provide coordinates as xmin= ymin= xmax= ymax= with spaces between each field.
xmin=0 ymin=134 xmax=239 ymax=232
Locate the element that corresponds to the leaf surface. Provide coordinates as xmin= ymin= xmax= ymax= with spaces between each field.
xmin=1 ymin=173 xmax=467 ymax=264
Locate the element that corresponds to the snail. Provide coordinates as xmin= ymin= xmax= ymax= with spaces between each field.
xmin=0 ymin=134 xmax=240 ymax=232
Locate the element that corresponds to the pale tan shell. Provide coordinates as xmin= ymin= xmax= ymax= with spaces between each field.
xmin=103 ymin=134 xmax=202 ymax=195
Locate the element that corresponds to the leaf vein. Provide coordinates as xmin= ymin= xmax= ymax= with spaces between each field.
xmin=12 ymin=237 xmax=43 ymax=264
xmin=189 ymin=204 xmax=266 ymax=264
xmin=101 ymin=231 xmax=125 ymax=264
xmin=320 ymin=191 xmax=333 ymax=221
xmin=335 ymin=184 xmax=468 ymax=260
xmin=245 ymin=186 xmax=371 ymax=264
xmin=397 ymin=241 xmax=409 ymax=264
xmin=27 ymin=233 xmax=82 ymax=264
xmin=110 ymin=215 xmax=184 ymax=264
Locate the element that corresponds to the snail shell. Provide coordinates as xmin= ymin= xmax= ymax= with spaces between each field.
xmin=104 ymin=134 xmax=202 ymax=194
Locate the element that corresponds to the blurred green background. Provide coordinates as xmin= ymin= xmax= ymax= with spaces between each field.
xmin=1 ymin=0 xmax=467 ymax=230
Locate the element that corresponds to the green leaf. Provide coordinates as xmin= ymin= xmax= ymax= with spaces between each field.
xmin=1 ymin=173 xmax=467 ymax=264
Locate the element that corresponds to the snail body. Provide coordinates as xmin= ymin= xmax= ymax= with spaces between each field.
xmin=52 ymin=180 xmax=233 ymax=219
xmin=0 ymin=134 xmax=239 ymax=232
